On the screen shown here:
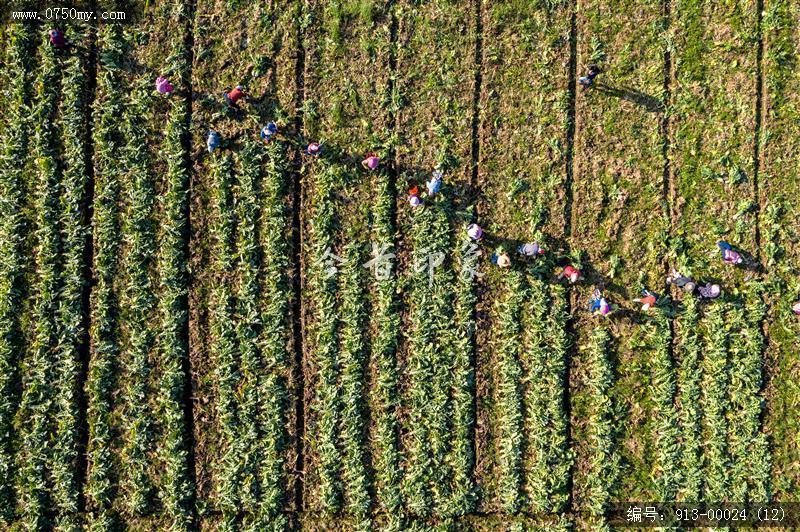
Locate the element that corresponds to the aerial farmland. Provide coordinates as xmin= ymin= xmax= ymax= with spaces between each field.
xmin=0 ymin=0 xmax=798 ymax=529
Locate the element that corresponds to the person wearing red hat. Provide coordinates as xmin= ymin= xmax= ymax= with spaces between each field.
xmin=559 ymin=265 xmax=582 ymax=284
xmin=223 ymin=85 xmax=246 ymax=107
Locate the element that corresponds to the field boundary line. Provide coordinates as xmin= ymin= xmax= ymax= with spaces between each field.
xmin=291 ymin=0 xmax=307 ymax=513
xmin=753 ymin=0 xmax=764 ymax=262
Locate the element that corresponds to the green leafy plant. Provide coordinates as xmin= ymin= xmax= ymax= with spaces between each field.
xmin=700 ymin=302 xmax=729 ymax=502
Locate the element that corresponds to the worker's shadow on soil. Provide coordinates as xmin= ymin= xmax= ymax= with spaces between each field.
xmin=593 ymin=84 xmax=665 ymax=113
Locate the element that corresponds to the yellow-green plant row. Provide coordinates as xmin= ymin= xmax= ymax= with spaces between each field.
xmin=0 ymin=21 xmax=33 ymax=526
xmin=15 ymin=33 xmax=63 ymax=531
xmin=86 ymin=21 xmax=125 ymax=528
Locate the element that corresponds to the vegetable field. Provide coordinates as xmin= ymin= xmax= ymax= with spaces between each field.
xmin=0 ymin=0 xmax=798 ymax=528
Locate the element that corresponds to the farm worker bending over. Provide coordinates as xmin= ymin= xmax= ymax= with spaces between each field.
xmin=408 ymin=186 xmax=422 ymax=207
xmin=793 ymin=300 xmax=800 ymax=315
xmin=207 ymin=131 xmax=222 ymax=153
xmin=697 ymin=283 xmax=721 ymax=300
xmin=155 ymin=76 xmax=174 ymax=95
xmin=223 ymin=85 xmax=246 ymax=107
xmin=634 ymin=289 xmax=658 ymax=311
xmin=518 ymin=242 xmax=544 ymax=257
xmin=427 ymin=169 xmax=443 ymax=196
xmin=559 ymin=265 xmax=582 ymax=284
xmin=491 ymin=249 xmax=511 ymax=268
xmin=590 ymin=290 xmax=612 ymax=316
xmin=578 ymin=64 xmax=601 ymax=89
xmin=717 ymin=240 xmax=743 ymax=265
xmin=467 ymin=223 xmax=483 ymax=241
xmin=260 ymin=121 xmax=278 ymax=142
xmin=48 ymin=29 xmax=67 ymax=49
xmin=362 ymin=153 xmax=380 ymax=170
xmin=667 ymin=269 xmax=696 ymax=294
xmin=306 ymin=142 xmax=322 ymax=156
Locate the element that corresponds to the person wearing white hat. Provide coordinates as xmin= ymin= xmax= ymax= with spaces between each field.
xmin=467 ymin=223 xmax=483 ymax=240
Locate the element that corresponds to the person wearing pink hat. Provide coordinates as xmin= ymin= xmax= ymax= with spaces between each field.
xmin=48 ymin=29 xmax=67 ymax=49
xmin=306 ymin=142 xmax=322 ymax=156
xmin=590 ymin=290 xmax=612 ymax=316
xmin=717 ymin=241 xmax=743 ymax=265
xmin=362 ymin=152 xmax=380 ymax=170
xmin=155 ymin=76 xmax=174 ymax=95
xmin=467 ymin=223 xmax=483 ymax=240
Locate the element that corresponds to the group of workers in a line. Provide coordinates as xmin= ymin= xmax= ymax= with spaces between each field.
xmin=45 ymin=30 xmax=800 ymax=318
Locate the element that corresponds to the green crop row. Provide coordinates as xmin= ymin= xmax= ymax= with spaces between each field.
xmin=521 ymin=275 xmax=549 ymax=512
xmin=494 ymin=270 xmax=525 ymax=514
xmin=16 ymin=33 xmax=63 ymax=531
xmin=209 ymin=153 xmax=240 ymax=527
xmin=700 ymin=303 xmax=729 ymax=502
xmin=402 ymin=200 xmax=455 ymax=518
xmin=368 ymin=168 xmax=402 ymax=518
xmin=86 ymin=22 xmax=125 ymax=528
xmin=233 ymin=143 xmax=265 ymax=513
xmin=543 ymin=284 xmax=572 ymax=513
xmin=338 ymin=240 xmax=370 ymax=527
xmin=584 ymin=326 xmax=619 ymax=522
xmin=728 ymin=289 xmax=770 ymax=502
xmin=254 ymin=139 xmax=292 ymax=527
xmin=675 ymin=297 xmax=702 ymax=501
xmin=0 ymin=22 xmax=33 ymax=525
xmin=426 ymin=213 xmax=458 ymax=518
xmin=306 ymin=158 xmax=344 ymax=513
xmin=119 ymin=78 xmax=157 ymax=517
xmin=521 ymin=278 xmax=572 ymax=514
xmin=156 ymin=3 xmax=195 ymax=526
xmin=650 ymin=307 xmax=680 ymax=502
xmin=52 ymin=27 xmax=90 ymax=532
xmin=447 ymin=235 xmax=479 ymax=516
